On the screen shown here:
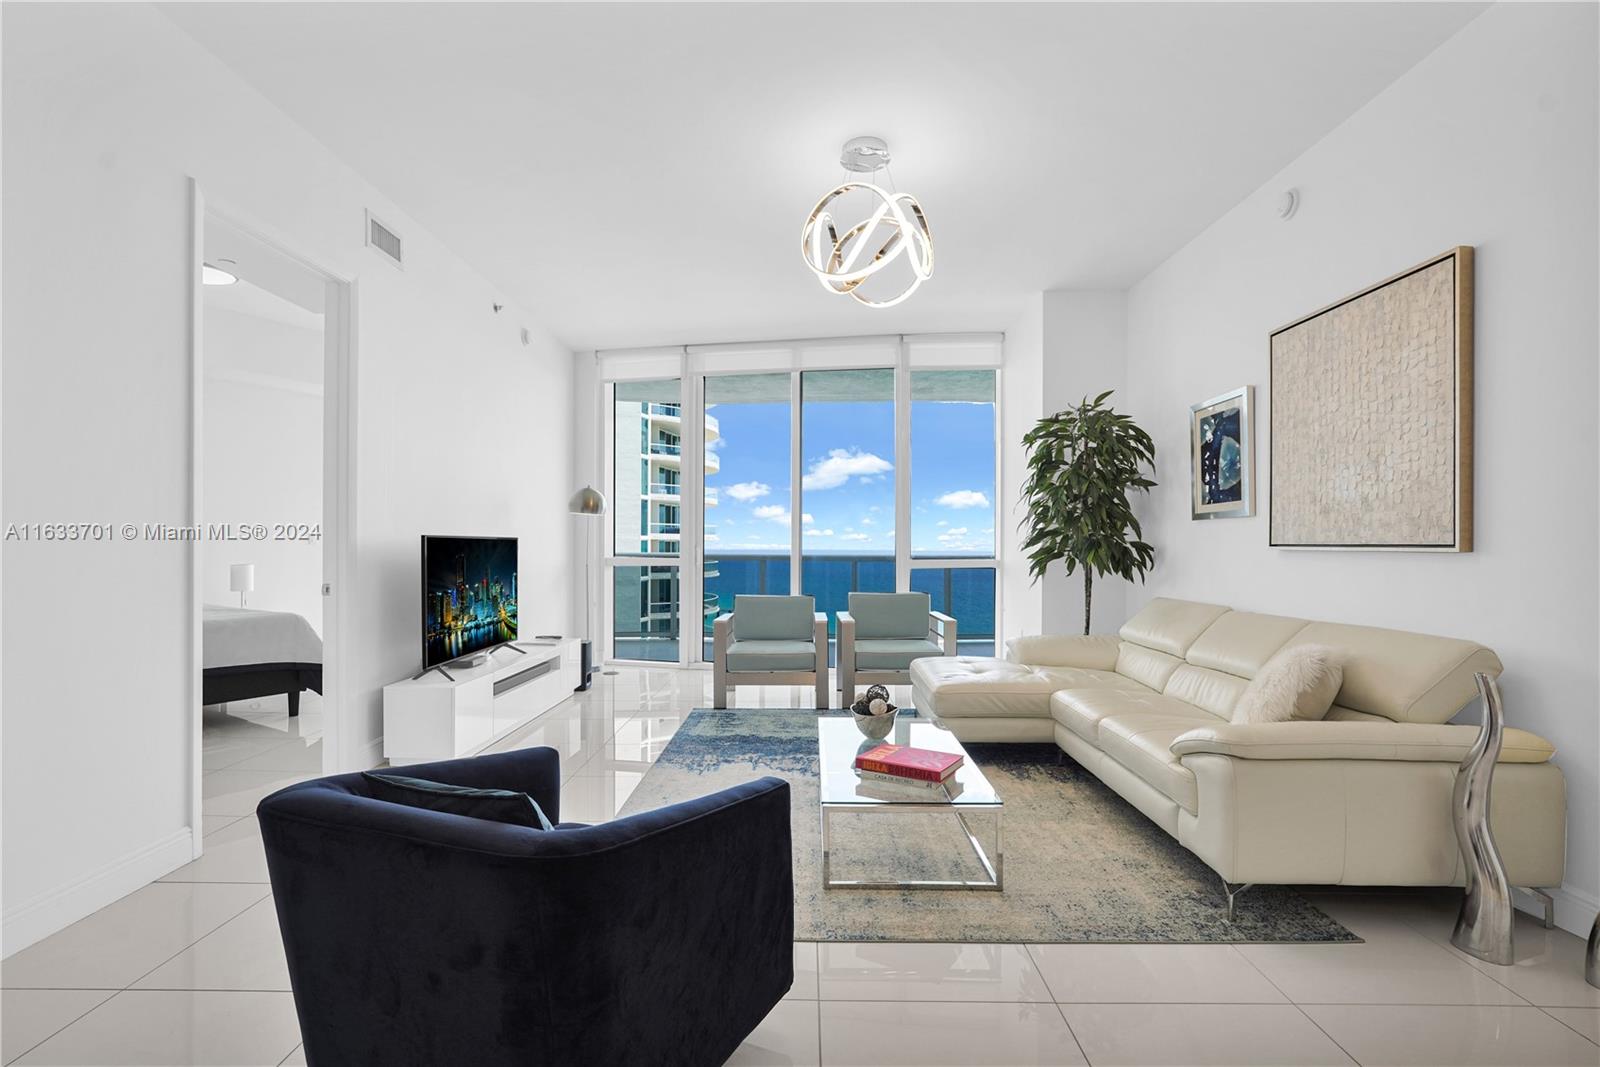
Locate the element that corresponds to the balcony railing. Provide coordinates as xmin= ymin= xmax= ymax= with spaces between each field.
xmin=647 ymin=441 xmax=681 ymax=457
xmin=647 ymin=481 xmax=681 ymax=496
xmin=646 ymin=402 xmax=681 ymax=417
xmin=648 ymin=522 xmax=681 ymax=535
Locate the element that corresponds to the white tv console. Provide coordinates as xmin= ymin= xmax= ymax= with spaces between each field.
xmin=382 ymin=638 xmax=580 ymax=765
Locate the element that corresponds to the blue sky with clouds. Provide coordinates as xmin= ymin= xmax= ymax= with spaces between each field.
xmin=707 ymin=399 xmax=996 ymax=556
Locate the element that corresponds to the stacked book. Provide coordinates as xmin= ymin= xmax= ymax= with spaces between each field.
xmin=853 ymin=743 xmax=963 ymax=790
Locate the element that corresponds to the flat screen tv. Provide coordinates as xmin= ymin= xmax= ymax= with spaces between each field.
xmin=421 ymin=535 xmax=518 ymax=669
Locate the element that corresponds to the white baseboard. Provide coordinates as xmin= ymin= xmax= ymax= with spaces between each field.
xmin=2 ymin=827 xmax=197 ymax=957
xmin=1526 ymin=882 xmax=1599 ymax=938
xmin=355 ymin=735 xmax=384 ymax=771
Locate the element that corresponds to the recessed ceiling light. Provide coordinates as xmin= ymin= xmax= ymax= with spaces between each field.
xmin=202 ymin=262 xmax=238 ymax=286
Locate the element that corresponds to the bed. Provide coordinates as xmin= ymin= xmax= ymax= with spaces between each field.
xmin=203 ymin=604 xmax=323 ymax=717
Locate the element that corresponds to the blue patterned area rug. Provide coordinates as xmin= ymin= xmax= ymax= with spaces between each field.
xmin=618 ymin=708 xmax=1358 ymax=944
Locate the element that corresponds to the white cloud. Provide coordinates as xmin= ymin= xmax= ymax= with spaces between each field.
xmin=937 ymin=527 xmax=970 ymax=541
xmin=840 ymin=532 xmax=870 ymax=542
xmin=936 ymin=519 xmax=948 ymax=527
xmin=725 ymin=481 xmax=771 ymax=502
xmin=802 ymin=513 xmax=815 ymax=525
xmin=752 ymin=504 xmax=791 ymax=526
xmin=936 ymin=490 xmax=991 ymax=509
xmin=704 ymin=533 xmax=720 ymax=544
xmin=803 ymin=527 xmax=835 ymax=537
xmin=802 ymin=449 xmax=893 ymax=491
xmin=861 ymin=517 xmax=875 ymax=525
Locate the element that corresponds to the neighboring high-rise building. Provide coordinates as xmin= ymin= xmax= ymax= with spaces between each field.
xmin=611 ymin=397 xmax=720 ymax=652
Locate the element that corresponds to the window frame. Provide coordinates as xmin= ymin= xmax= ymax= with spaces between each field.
xmin=599 ymin=337 xmax=1003 ymax=668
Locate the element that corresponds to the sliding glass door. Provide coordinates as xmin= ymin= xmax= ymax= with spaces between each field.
xmin=701 ymin=373 xmax=792 ymax=660
xmin=908 ymin=369 xmax=998 ymax=655
xmin=611 ymin=379 xmax=683 ymax=662
xmin=603 ymin=339 xmax=1000 ymax=668
xmin=800 ymin=369 xmax=896 ymax=664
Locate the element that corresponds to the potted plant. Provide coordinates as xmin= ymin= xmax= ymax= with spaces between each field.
xmin=1020 ymin=391 xmax=1157 ymax=634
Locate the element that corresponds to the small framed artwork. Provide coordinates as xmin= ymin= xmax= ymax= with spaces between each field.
xmin=1190 ymin=386 xmax=1255 ymax=520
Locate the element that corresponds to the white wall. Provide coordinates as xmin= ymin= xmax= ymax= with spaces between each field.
xmin=1122 ymin=2 xmax=1599 ymax=932
xmin=202 ymin=304 xmax=324 ymax=633
xmin=2 ymin=2 xmax=574 ymax=953
xmin=1000 ymin=295 xmax=1046 ymax=644
xmin=1040 ymin=291 xmax=1131 ymax=636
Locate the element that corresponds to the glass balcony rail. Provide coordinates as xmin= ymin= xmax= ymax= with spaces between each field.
xmin=647 ymin=441 xmax=682 ymax=456
xmin=647 ymin=481 xmax=681 ymax=496
xmin=646 ymin=402 xmax=682 ymax=417
xmin=648 ymin=522 xmax=682 ymax=535
xmin=613 ymin=562 xmax=681 ymax=663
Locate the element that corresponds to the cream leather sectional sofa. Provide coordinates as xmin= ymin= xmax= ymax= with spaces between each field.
xmin=911 ymin=598 xmax=1566 ymax=900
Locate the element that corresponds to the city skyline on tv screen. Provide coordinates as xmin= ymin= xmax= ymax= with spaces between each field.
xmin=423 ymin=536 xmax=517 ymax=668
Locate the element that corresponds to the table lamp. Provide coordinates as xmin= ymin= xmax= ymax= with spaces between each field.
xmin=229 ymin=563 xmax=255 ymax=608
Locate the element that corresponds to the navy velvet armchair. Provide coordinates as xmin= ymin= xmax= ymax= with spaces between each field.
xmin=257 ymin=747 xmax=794 ymax=1067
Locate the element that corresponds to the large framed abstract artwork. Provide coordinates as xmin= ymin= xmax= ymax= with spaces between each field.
xmin=1189 ymin=386 xmax=1254 ymax=520
xmin=1270 ymin=246 xmax=1474 ymax=551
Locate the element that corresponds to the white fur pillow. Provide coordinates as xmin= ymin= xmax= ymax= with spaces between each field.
xmin=1232 ymin=645 xmax=1344 ymax=725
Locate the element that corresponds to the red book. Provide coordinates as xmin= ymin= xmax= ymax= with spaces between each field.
xmin=854 ymin=743 xmax=963 ymax=783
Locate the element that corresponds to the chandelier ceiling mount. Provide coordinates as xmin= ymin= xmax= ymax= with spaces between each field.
xmin=800 ymin=135 xmax=933 ymax=309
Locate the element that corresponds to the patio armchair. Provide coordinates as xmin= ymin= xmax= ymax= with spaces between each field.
xmin=712 ymin=594 xmax=829 ymax=709
xmin=837 ymin=591 xmax=956 ymax=702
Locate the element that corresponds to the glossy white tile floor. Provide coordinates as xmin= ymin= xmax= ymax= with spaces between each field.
xmin=4 ymin=670 xmax=1596 ymax=1066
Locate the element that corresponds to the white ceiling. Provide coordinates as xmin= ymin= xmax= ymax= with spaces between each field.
xmin=204 ymin=276 xmax=323 ymax=334
xmin=162 ymin=2 xmax=1485 ymax=350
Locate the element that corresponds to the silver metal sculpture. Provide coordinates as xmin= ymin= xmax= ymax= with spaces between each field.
xmin=1450 ymin=672 xmax=1515 ymax=965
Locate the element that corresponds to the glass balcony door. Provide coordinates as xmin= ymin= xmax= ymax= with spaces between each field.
xmin=800 ymin=369 xmax=897 ymax=665
xmin=604 ymin=343 xmax=1001 ymax=671
xmin=700 ymin=373 xmax=792 ymax=660
xmin=907 ymin=369 xmax=999 ymax=656
xmin=610 ymin=378 xmax=685 ymax=663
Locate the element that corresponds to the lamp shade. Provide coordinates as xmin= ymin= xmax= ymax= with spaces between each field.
xmin=229 ymin=563 xmax=256 ymax=594
xmin=568 ymin=486 xmax=608 ymax=516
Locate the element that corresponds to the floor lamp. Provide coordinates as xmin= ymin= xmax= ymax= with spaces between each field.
xmin=568 ymin=485 xmax=608 ymax=691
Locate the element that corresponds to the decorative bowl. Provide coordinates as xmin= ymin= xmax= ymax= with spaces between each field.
xmin=851 ymin=708 xmax=896 ymax=741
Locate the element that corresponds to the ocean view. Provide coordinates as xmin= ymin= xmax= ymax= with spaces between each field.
xmin=706 ymin=553 xmax=995 ymax=640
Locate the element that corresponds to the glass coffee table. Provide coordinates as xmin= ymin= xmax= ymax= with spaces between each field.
xmin=817 ymin=713 xmax=1003 ymax=891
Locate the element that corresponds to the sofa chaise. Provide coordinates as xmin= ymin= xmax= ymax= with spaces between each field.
xmin=911 ymin=597 xmax=1566 ymax=917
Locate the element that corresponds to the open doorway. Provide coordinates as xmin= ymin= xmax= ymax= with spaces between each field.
xmin=192 ymin=200 xmax=350 ymax=847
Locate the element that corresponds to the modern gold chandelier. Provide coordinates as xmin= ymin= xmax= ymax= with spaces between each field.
xmin=800 ymin=136 xmax=933 ymax=308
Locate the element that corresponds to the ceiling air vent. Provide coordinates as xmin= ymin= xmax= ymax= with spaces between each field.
xmin=365 ymin=210 xmax=403 ymax=269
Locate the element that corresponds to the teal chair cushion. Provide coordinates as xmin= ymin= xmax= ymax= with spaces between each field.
xmin=853 ymin=638 xmax=945 ymax=671
xmin=733 ymin=595 xmax=815 ymax=641
xmin=726 ymin=640 xmax=818 ymax=672
xmin=848 ymin=592 xmax=931 ymax=640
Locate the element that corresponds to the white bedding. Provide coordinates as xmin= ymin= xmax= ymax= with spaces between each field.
xmin=203 ymin=604 xmax=323 ymax=670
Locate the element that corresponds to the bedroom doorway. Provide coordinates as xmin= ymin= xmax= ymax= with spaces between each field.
xmin=190 ymin=188 xmax=353 ymax=853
